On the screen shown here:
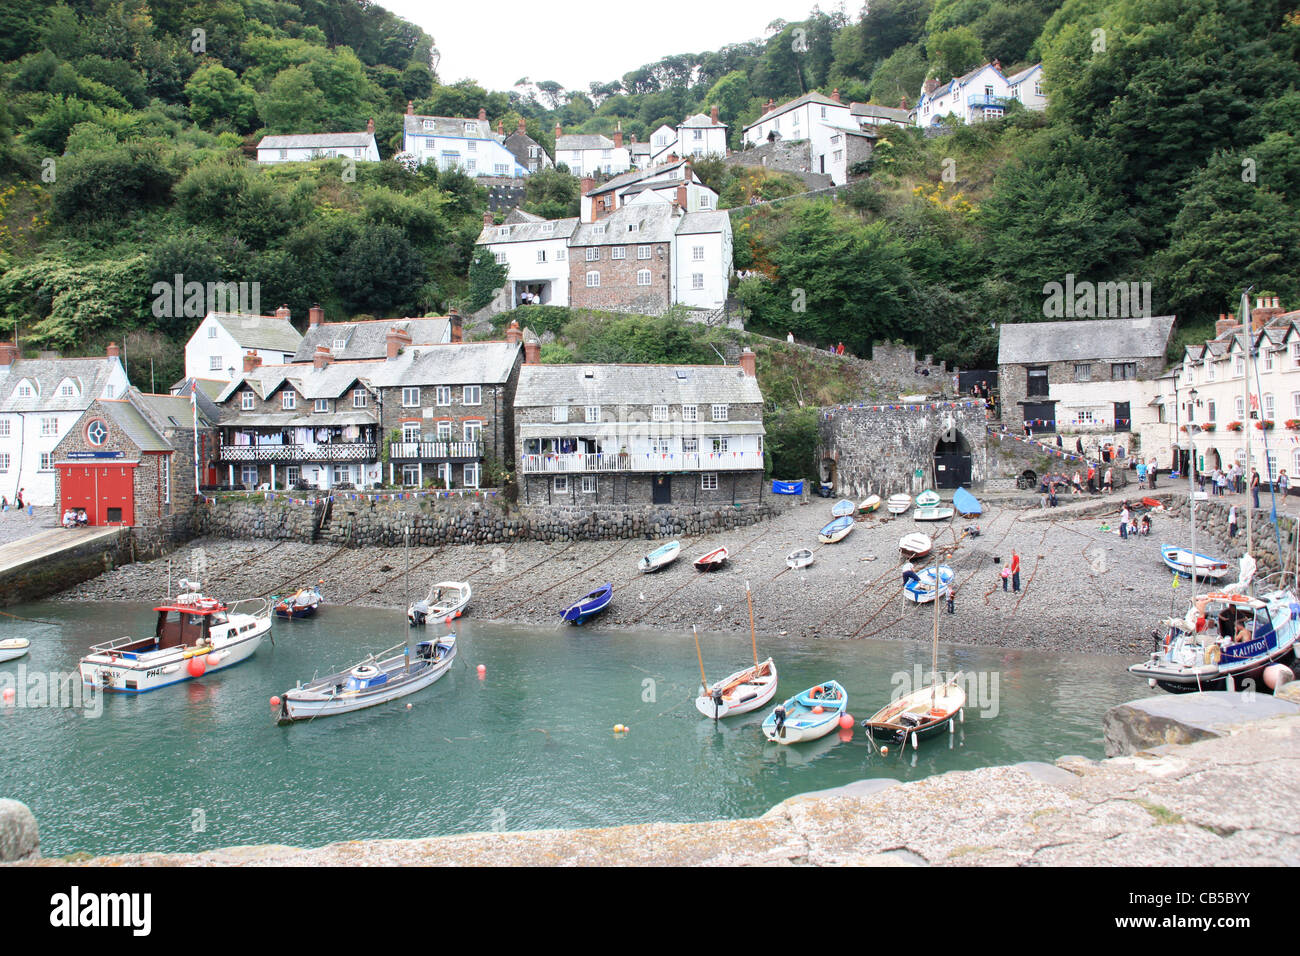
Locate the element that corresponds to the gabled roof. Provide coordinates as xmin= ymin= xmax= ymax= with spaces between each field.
xmin=0 ymin=355 xmax=122 ymax=413
xmin=515 ymin=364 xmax=763 ymax=408
xmin=404 ymin=115 xmax=493 ymax=139
xmin=675 ymin=211 xmax=730 ymax=236
xmin=587 ymin=160 xmax=692 ymax=198
xmin=157 ymin=381 xmax=221 ymax=424
xmin=997 ymin=316 xmax=1176 ymax=366
xmin=679 ymin=113 xmax=726 ymax=129
xmin=850 ymin=102 xmax=912 ymax=123
xmin=101 ymin=399 xmax=171 ymax=452
xmin=364 ymin=341 xmax=521 ymax=388
xmin=570 ymin=203 xmax=679 ymax=246
xmin=476 ymin=216 xmax=579 ymax=245
xmin=743 ymin=92 xmax=851 ymax=132
xmin=1005 ymin=64 xmax=1043 ymax=86
xmin=257 ymin=132 xmax=376 ymax=150
xmin=217 ymin=360 xmax=384 ymax=406
xmin=557 ymin=133 xmax=615 ymax=151
xmin=292 ymin=318 xmax=450 ymax=363
xmin=502 ymin=130 xmax=551 ymax=169
xmin=208 ymin=312 xmax=303 ymax=354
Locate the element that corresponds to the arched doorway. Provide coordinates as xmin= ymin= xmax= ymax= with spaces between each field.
xmin=933 ymin=432 xmax=972 ymax=489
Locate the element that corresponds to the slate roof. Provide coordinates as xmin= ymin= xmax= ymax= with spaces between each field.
xmin=404 ymin=115 xmax=493 ymax=139
xmin=292 ymin=318 xmax=450 ymax=363
xmin=515 ymin=364 xmax=763 ymax=408
xmin=218 ymin=360 xmax=385 ymax=405
xmin=570 ymin=204 xmax=678 ymax=246
xmin=1005 ymin=64 xmax=1042 ymax=86
xmin=135 ymin=391 xmax=215 ymax=431
xmin=502 ymin=131 xmax=551 ymax=170
xmin=679 ymin=113 xmax=727 ymax=129
xmin=209 ymin=313 xmax=303 ymax=354
xmin=557 ymin=134 xmax=616 ymax=151
xmin=825 ymin=124 xmax=878 ymax=139
xmin=476 ymin=217 xmax=579 ymax=245
xmin=170 ymin=377 xmax=226 ymax=403
xmin=850 ymin=103 xmax=912 ymax=123
xmin=101 ymin=399 xmax=172 ymax=452
xmin=587 ymin=160 xmax=690 ymax=197
xmin=743 ymin=92 xmax=849 ymax=131
xmin=997 ymin=316 xmax=1176 ymax=366
xmin=0 ymin=356 xmax=121 ymax=413
xmin=257 ymin=132 xmax=375 ymax=150
xmin=675 ymin=211 xmax=730 ymax=235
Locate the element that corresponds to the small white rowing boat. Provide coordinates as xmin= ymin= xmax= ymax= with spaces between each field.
xmin=818 ymin=516 xmax=853 ymax=543
xmin=1160 ymin=545 xmax=1232 ymax=582
xmin=887 ymin=494 xmax=912 ymax=514
xmin=639 ymin=540 xmax=681 ymax=573
xmin=914 ymin=505 xmax=955 ymax=522
xmin=787 ymin=548 xmax=815 ymax=569
xmin=899 ymin=532 xmax=932 ymax=559
xmin=762 ymin=680 xmax=847 ymax=744
xmin=409 ymin=581 xmax=471 ymax=626
xmin=0 ymin=638 xmax=30 ymax=663
xmin=858 ymin=495 xmax=881 ymax=514
xmin=916 ymin=490 xmax=940 ymax=508
xmin=904 ymin=566 xmax=954 ymax=604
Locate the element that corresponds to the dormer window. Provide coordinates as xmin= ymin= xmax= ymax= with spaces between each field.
xmin=498 ymin=227 xmax=509 ymax=238
xmin=16 ymin=380 xmax=36 ymax=398
xmin=241 ymin=391 xmax=254 ymax=410
xmin=59 ymin=380 xmax=78 ymax=397
xmin=423 ymin=119 xmax=434 ymax=131
xmin=465 ymin=122 xmax=476 ymax=134
xmin=282 ymin=390 xmax=296 ymax=410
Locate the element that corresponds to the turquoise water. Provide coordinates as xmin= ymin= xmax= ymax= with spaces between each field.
xmin=1 ymin=602 xmax=1135 ymax=857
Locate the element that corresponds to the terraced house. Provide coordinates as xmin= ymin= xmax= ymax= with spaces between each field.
xmin=513 ymin=339 xmax=765 ymax=507
xmin=211 ymin=325 xmax=522 ymax=492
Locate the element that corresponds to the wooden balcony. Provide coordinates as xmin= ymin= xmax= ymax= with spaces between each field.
xmin=218 ymin=443 xmax=377 ymax=463
xmin=388 ymin=441 xmax=482 ymax=462
xmin=519 ymin=451 xmax=763 ymax=474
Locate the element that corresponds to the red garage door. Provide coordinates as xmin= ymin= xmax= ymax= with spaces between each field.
xmin=58 ymin=464 xmax=136 ymax=526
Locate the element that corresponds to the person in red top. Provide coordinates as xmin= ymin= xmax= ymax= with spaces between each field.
xmin=1010 ymin=551 xmax=1021 ymax=592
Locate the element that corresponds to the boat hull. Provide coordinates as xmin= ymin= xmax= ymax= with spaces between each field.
xmin=0 ymin=640 xmax=30 ymax=663
xmin=561 ymin=585 xmax=613 ymax=624
xmin=787 ymin=550 xmax=814 ymax=569
xmin=858 ymin=496 xmax=881 ymax=514
xmin=280 ymin=641 xmax=456 ymax=721
xmin=904 ymin=566 xmax=953 ymax=604
xmin=863 ymin=681 xmax=966 ymax=744
xmin=695 ymin=659 xmax=779 ymax=718
xmin=831 ymin=499 xmax=855 ymax=517
xmin=638 ymin=542 xmax=681 ymax=573
xmin=694 ymin=549 xmax=729 ymax=572
xmin=1129 ymin=644 xmax=1296 ymax=693
xmin=914 ymin=507 xmax=955 ymax=522
xmin=887 ymin=495 xmax=912 ymax=514
xmin=1160 ymin=546 xmax=1231 ymax=582
xmin=274 ymin=602 xmax=319 ymax=619
xmin=79 ymin=624 xmax=268 ymax=693
xmin=762 ymin=681 xmax=847 ymax=745
xmin=818 ymin=517 xmax=853 ymax=544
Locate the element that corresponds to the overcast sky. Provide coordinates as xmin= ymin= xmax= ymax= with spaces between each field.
xmin=381 ymin=1 xmax=844 ymax=93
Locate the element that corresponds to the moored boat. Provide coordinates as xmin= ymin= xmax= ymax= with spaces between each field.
xmin=818 ymin=515 xmax=854 ymax=543
xmin=887 ymin=494 xmax=912 ymax=514
xmin=638 ymin=540 xmax=681 ymax=573
xmin=0 ymin=638 xmax=30 ymax=663
xmin=409 ymin=581 xmax=472 ymax=626
xmin=274 ymin=585 xmax=322 ymax=619
xmin=916 ymin=489 xmax=940 ymax=508
xmin=904 ymin=565 xmax=953 ymax=604
xmin=858 ymin=495 xmax=882 ymax=514
xmin=277 ymin=632 xmax=457 ymax=722
xmin=863 ymin=676 xmax=966 ymax=748
xmin=1160 ymin=545 xmax=1231 ymax=582
xmin=898 ymin=532 xmax=932 ymax=559
xmin=914 ymin=506 xmax=955 ymax=522
xmin=560 ymin=583 xmax=613 ymax=624
xmin=79 ymin=580 xmax=271 ymax=693
xmin=762 ymin=680 xmax=847 ymax=744
xmin=694 ymin=547 xmax=729 ymax=572
xmin=787 ymin=548 xmax=815 ymax=569
xmin=693 ymin=585 xmax=779 ymax=719
xmin=953 ymin=487 xmax=982 ymax=517
xmin=831 ymin=498 xmax=856 ymax=517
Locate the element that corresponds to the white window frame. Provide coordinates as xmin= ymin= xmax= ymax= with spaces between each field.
xmin=463 ymin=420 xmax=483 ymax=443
xmin=586 ymin=272 xmax=600 ymax=288
xmin=401 ymin=463 xmax=421 ymax=487
xmin=463 ymin=385 xmax=482 ymax=406
xmin=353 ymin=388 xmax=368 ymax=408
xmin=585 ymin=247 xmax=600 ymax=261
xmin=40 ymin=417 xmax=58 ymax=437
xmin=435 ymin=386 xmax=452 ymax=406
xmin=651 ymin=405 xmax=668 ymax=422
xmin=209 ymin=355 xmax=223 ymax=371
xmin=581 ymin=475 xmax=597 ymax=494
xmin=585 ymin=405 xmax=601 ymax=423
xmin=611 ymin=247 xmax=626 ymax=260
xmin=682 ymin=404 xmax=697 ymax=422
xmin=711 ymin=404 xmax=728 ymax=422
xmin=692 ymin=246 xmax=704 ymax=261
xmin=402 ymin=421 xmax=421 ymax=442
xmin=208 ymin=325 xmax=218 ymax=339
xmin=553 ymin=475 xmax=568 ymax=493
xmin=0 ymin=453 xmax=8 ymax=472
xmin=436 ymin=420 xmax=453 ymax=441
xmin=637 ymin=270 xmax=651 ymax=286
xmin=552 ymin=405 xmax=567 ymax=423
xmin=402 ymin=387 xmax=421 ymax=407
xmin=701 ymin=472 xmax=718 ymax=491
xmin=692 ymin=274 xmax=704 ymax=290
xmin=0 ymin=419 xmax=8 ymax=437
xmin=464 ymin=462 xmax=481 ymax=488
xmin=315 ymin=399 xmax=329 ymax=413
xmin=637 ymin=245 xmax=651 ymax=259
xmin=241 ymin=391 xmax=255 ymax=410
xmin=281 ymin=390 xmax=296 ymax=410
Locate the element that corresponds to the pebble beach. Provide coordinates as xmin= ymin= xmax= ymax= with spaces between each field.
xmin=51 ymin=494 xmax=1186 ymax=657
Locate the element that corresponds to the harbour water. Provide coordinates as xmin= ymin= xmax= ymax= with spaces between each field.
xmin=1 ymin=601 xmax=1135 ymax=858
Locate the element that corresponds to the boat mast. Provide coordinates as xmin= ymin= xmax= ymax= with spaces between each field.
xmin=1189 ymin=428 xmax=1198 ymax=597
xmin=1241 ymin=288 xmax=1255 ymax=559
xmin=692 ymin=625 xmax=708 ymax=690
xmin=745 ymin=580 xmax=757 ymax=666
xmin=931 ymin=526 xmax=941 ymax=708
xmin=404 ymin=525 xmax=411 ymax=673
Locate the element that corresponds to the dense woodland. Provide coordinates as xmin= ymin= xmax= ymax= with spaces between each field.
xmin=0 ymin=0 xmax=1297 ymax=392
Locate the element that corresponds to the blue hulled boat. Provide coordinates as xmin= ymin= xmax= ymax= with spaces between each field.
xmin=561 ymin=583 xmax=613 ymax=625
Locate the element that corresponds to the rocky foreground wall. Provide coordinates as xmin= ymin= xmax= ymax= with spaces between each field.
xmin=195 ymin=492 xmax=794 ymax=546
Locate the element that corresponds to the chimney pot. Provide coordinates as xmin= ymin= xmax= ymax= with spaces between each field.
xmin=710 ymin=104 xmax=719 ymax=124
xmin=478 ymin=107 xmax=487 ymax=121
xmin=106 ymin=341 xmax=121 ymax=359
xmin=275 ymin=304 xmax=291 ymax=320
xmin=739 ymin=348 xmax=756 ymax=378
xmin=831 ymin=88 xmax=840 ymax=103
xmin=313 ymin=345 xmax=332 ymax=370
xmin=524 ymin=339 xmax=540 ymax=365
xmin=518 ymin=117 xmax=527 ymax=135
xmin=449 ymin=308 xmax=463 ymax=344
xmin=554 ymin=122 xmax=562 ymax=139
xmin=0 ymin=342 xmax=17 ymax=366
xmin=385 ymin=325 xmax=412 ymax=360
xmin=366 ymin=117 xmax=374 ymax=134
xmin=505 ymin=320 xmax=522 ymax=345
xmin=406 ymin=101 xmax=414 ymax=116
xmin=308 ymin=304 xmax=324 ymax=326
xmin=484 ymin=209 xmax=494 ymax=226
xmin=613 ymin=121 xmax=623 ymax=150
xmin=243 ymin=350 xmax=262 ymax=373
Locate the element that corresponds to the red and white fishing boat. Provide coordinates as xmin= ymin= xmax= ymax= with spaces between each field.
xmin=693 ymin=547 xmax=729 ymax=572
xmin=78 ymin=580 xmax=271 ymax=693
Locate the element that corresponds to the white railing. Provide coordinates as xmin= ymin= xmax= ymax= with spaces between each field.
xmin=388 ymin=441 xmax=482 ymax=461
xmin=520 ymin=451 xmax=764 ymax=474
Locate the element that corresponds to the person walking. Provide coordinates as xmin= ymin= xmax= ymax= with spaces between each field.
xmin=1251 ymin=469 xmax=1260 ymax=509
xmin=1010 ymin=551 xmax=1022 ymax=593
xmin=1229 ymin=504 xmax=1238 ymax=538
xmin=1001 ymin=565 xmax=1011 ymax=591
xmin=1072 ymin=470 xmax=1082 ymax=496
xmin=786 ymin=331 xmax=794 ymax=344
xmin=1056 ymin=434 xmax=1063 ymax=449
xmin=946 ymin=586 xmax=956 ymax=615
xmin=1280 ymin=470 xmax=1290 ymax=498
xmin=1076 ymin=437 xmax=1084 ymax=455
xmin=1149 ymin=456 xmax=1157 ymax=489
xmin=1104 ymin=466 xmax=1114 ymax=494
xmin=15 ymin=488 xmax=23 ymax=510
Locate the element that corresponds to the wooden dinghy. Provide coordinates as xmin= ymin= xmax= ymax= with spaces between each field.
xmin=0 ymin=637 xmax=30 ymax=663
xmin=787 ymin=548 xmax=815 ymax=570
xmin=1161 ymin=545 xmax=1232 ymax=582
xmin=693 ymin=587 xmax=779 ymax=719
xmin=818 ymin=516 xmax=853 ymax=544
xmin=914 ymin=505 xmax=955 ymax=522
xmin=409 ymin=581 xmax=471 ymax=626
xmin=953 ymin=487 xmax=982 ymax=517
xmin=694 ymin=547 xmax=729 ymax=572
xmin=904 ymin=565 xmax=953 ymax=604
xmin=638 ymin=540 xmax=681 ymax=573
xmin=762 ymin=680 xmax=847 ymax=745
xmin=274 ymin=585 xmax=322 ymax=619
xmin=898 ymin=532 xmax=932 ymax=559
xmin=887 ymin=494 xmax=912 ymax=514
xmin=862 ymin=676 xmax=966 ymax=749
xmin=831 ymin=498 xmax=856 ymax=517
xmin=560 ymin=583 xmax=613 ymax=624
xmin=916 ymin=489 xmax=941 ymax=508
xmin=858 ymin=495 xmax=882 ymax=514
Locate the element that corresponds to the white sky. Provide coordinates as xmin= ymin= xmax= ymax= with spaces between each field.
xmin=380 ymin=0 xmax=843 ymax=93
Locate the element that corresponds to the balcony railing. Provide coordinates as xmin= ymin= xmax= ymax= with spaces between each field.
xmin=388 ymin=441 xmax=482 ymax=462
xmin=219 ymin=443 xmax=377 ymax=463
xmin=520 ymin=451 xmax=764 ymax=474
xmin=967 ymin=94 xmax=1009 ymax=109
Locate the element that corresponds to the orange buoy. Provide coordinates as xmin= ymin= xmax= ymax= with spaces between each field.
xmin=187 ymin=656 xmax=205 ymax=678
xmin=839 ymin=713 xmax=854 ymax=730
xmin=812 ymin=705 xmax=824 ymax=715
xmin=270 ymin=695 xmax=281 ymax=709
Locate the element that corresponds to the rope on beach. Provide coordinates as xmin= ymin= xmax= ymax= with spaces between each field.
xmin=338 ymin=541 xmax=456 ymax=606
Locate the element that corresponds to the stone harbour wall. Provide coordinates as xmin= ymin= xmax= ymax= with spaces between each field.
xmin=195 ymin=491 xmax=791 ymax=546
xmin=1163 ymin=496 xmax=1299 ymax=579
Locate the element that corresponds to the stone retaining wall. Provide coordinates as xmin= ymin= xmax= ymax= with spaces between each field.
xmin=196 ymin=492 xmax=791 ymax=546
xmin=1163 ymin=496 xmax=1299 ymax=579
xmin=0 ymin=530 xmax=134 ymax=607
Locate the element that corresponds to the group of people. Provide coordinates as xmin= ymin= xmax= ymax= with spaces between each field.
xmin=1 ymin=489 xmax=24 ymax=512
xmin=1116 ymin=501 xmax=1151 ymax=539
xmin=517 ymin=291 xmax=543 ymax=305
xmin=1197 ymin=465 xmax=1277 ymax=509
xmin=61 ymin=507 xmax=89 ymax=528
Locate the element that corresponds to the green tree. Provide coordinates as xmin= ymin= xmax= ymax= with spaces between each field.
xmin=335 ymin=224 xmax=426 ymax=315
xmin=926 ymin=26 xmax=985 ymax=80
xmin=185 ymin=62 xmax=258 ymax=131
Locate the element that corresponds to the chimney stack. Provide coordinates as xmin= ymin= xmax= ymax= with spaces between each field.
xmin=518 ymin=117 xmax=527 ymax=135
xmin=366 ymin=118 xmax=374 ymax=134
xmin=308 ymin=304 xmax=324 ymax=327
xmin=0 ymin=342 xmax=16 ymax=366
xmin=710 ymin=104 xmax=719 ymax=124
xmin=831 ymin=88 xmax=841 ymax=103
xmin=483 ymin=209 xmax=494 ymax=226
xmin=505 ymin=319 xmax=522 ymax=345
xmin=385 ymin=325 xmax=412 ymax=360
xmin=667 ymin=152 xmax=678 ymax=164
xmin=524 ymin=336 xmax=540 ymax=365
xmin=243 ymin=350 xmax=262 ymax=373
xmin=313 ymin=345 xmax=332 ymax=370
xmin=406 ymin=101 xmax=414 ymax=116
xmin=1215 ymin=314 xmax=1235 ymax=337
xmin=449 ymin=308 xmax=463 ymax=344
xmin=478 ymin=107 xmax=487 ymax=121
xmin=993 ymin=59 xmax=1002 ymax=71
xmin=106 ymin=342 xmax=121 ymax=359
xmin=613 ymin=121 xmax=623 ymax=149
xmin=675 ymin=183 xmax=687 ymax=210
xmin=554 ymin=122 xmax=562 ymax=140
xmin=580 ymin=176 xmax=595 ymax=196
xmin=739 ymin=348 xmax=756 ymax=378
xmin=497 ymin=119 xmax=503 ymax=135
xmin=1252 ymin=297 xmax=1285 ymax=331
xmin=275 ymin=304 xmax=291 ymax=320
